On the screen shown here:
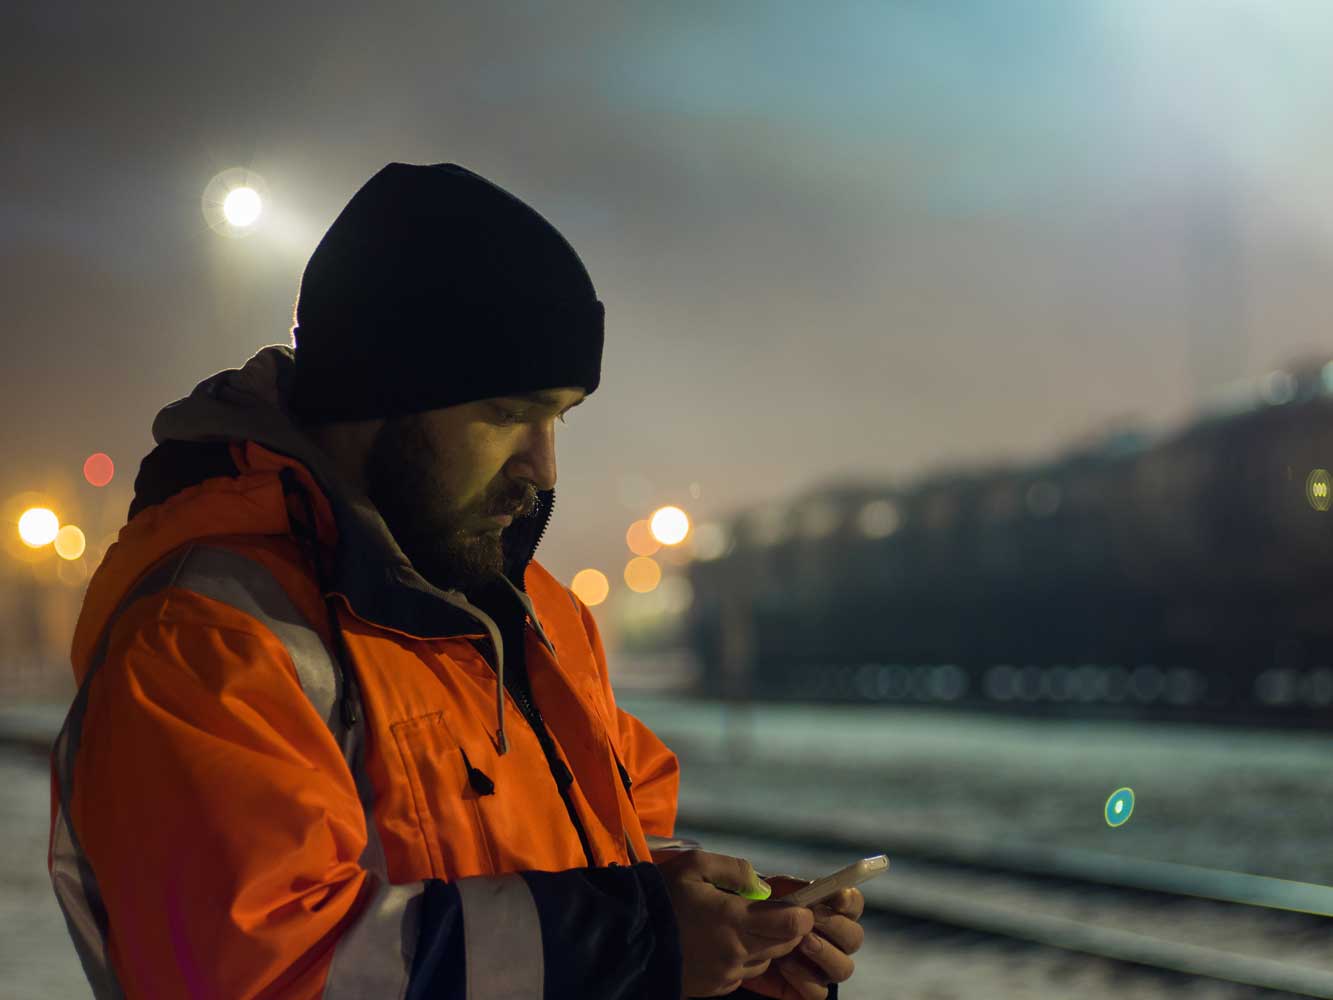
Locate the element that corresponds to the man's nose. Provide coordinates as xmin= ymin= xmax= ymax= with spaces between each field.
xmin=508 ymin=423 xmax=558 ymax=493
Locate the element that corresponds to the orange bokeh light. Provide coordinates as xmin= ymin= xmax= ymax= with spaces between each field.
xmin=626 ymin=519 xmax=661 ymax=557
xmin=84 ymin=453 xmax=115 ymax=487
xmin=624 ymin=556 xmax=662 ymax=594
xmin=55 ymin=524 xmax=87 ymax=560
xmin=570 ymin=568 xmax=611 ymax=607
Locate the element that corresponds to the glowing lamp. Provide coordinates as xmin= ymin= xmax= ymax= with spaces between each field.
xmin=202 ymin=167 xmax=269 ymax=237
xmin=649 ymin=506 xmax=690 ymax=545
xmin=222 ymin=187 xmax=263 ymax=227
xmin=624 ymin=557 xmax=662 ymax=594
xmin=1307 ymin=469 xmax=1331 ymax=512
xmin=626 ymin=519 xmax=661 ymax=557
xmin=570 ymin=568 xmax=610 ymax=607
xmin=84 ymin=452 xmax=115 ymax=487
xmin=18 ymin=507 xmax=59 ymax=548
xmin=55 ymin=524 xmax=87 ymax=561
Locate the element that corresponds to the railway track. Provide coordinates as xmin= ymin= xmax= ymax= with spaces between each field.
xmin=674 ymin=807 xmax=1333 ymax=999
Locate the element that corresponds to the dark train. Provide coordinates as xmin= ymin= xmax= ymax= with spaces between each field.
xmin=685 ymin=359 xmax=1333 ymax=727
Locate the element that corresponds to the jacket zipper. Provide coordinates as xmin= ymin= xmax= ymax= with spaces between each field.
xmin=496 ymin=625 xmax=598 ymax=869
xmin=514 ymin=490 xmax=554 ymax=595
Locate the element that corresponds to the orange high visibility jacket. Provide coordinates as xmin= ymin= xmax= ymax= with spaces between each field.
xmin=49 ymin=346 xmax=685 ymax=999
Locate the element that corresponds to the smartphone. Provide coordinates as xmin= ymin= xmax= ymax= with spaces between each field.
xmin=780 ymin=855 xmax=889 ymax=908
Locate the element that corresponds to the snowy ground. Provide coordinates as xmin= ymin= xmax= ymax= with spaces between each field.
xmin=0 ymin=748 xmax=90 ymax=1000
xmin=618 ymin=694 xmax=1333 ymax=888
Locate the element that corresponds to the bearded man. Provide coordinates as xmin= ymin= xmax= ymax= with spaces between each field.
xmin=50 ymin=161 xmax=864 ymax=999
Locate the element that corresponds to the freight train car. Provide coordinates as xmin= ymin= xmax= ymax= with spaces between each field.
xmin=685 ymin=362 xmax=1333 ymax=727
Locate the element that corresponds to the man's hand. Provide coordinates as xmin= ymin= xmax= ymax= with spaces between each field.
xmin=654 ymin=850 xmax=816 ymax=998
xmin=738 ymin=876 xmax=866 ymax=1000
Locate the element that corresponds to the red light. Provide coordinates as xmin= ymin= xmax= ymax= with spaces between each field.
xmin=84 ymin=453 xmax=115 ymax=488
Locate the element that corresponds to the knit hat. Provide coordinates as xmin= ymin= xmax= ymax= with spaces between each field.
xmin=288 ymin=162 xmax=605 ymax=425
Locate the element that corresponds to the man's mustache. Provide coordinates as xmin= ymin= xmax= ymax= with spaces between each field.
xmin=489 ymin=490 xmax=537 ymax=518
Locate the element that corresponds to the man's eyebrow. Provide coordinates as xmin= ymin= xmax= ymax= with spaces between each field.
xmin=504 ymin=392 xmax=587 ymax=410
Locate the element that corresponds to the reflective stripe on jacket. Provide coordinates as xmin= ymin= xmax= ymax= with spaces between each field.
xmin=48 ymin=345 xmax=682 ymax=999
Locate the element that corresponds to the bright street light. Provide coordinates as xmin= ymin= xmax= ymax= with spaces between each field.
xmin=222 ymin=187 xmax=263 ymax=227
xmin=649 ymin=506 xmax=690 ymax=545
xmin=202 ymin=167 xmax=269 ymax=237
xmin=18 ymin=507 xmax=59 ymax=548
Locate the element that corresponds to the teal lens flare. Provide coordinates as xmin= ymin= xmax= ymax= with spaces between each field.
xmin=1105 ymin=787 xmax=1135 ymax=827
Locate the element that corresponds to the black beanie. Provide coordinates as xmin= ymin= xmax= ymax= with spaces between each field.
xmin=288 ymin=162 xmax=605 ymax=425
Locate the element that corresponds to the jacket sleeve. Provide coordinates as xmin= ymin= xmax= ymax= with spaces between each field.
xmin=68 ymin=589 xmax=681 ymax=1000
xmin=571 ymin=590 xmax=681 ymax=836
xmin=409 ymin=863 xmax=681 ymax=1000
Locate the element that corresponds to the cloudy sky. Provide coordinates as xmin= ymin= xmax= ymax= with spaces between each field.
xmin=7 ymin=0 xmax=1333 ymax=596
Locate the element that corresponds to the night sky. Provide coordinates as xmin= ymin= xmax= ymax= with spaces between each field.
xmin=7 ymin=0 xmax=1333 ymax=594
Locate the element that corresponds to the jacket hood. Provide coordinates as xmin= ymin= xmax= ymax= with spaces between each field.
xmin=73 ymin=344 xmax=558 ymax=689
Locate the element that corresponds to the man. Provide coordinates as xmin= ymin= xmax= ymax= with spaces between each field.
xmin=49 ymin=161 xmax=864 ymax=998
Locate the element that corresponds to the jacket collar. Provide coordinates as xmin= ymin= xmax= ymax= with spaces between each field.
xmin=135 ymin=344 xmax=558 ymax=644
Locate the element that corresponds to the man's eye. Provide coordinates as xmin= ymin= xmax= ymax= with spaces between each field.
xmin=496 ymin=408 xmax=569 ymax=425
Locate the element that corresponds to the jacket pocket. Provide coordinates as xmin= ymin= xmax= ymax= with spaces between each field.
xmin=389 ymin=711 xmax=499 ymax=879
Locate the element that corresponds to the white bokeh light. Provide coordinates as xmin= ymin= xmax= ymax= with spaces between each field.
xmin=222 ymin=187 xmax=263 ymax=227
xmin=692 ymin=522 xmax=731 ymax=561
xmin=18 ymin=507 xmax=59 ymax=547
xmin=649 ymin=506 xmax=690 ymax=545
xmin=202 ymin=167 xmax=269 ymax=237
xmin=856 ymin=499 xmax=901 ymax=539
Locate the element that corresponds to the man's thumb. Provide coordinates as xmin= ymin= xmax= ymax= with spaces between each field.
xmin=701 ymin=854 xmax=771 ymax=900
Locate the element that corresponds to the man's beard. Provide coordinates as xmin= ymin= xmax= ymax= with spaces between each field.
xmin=363 ymin=414 xmax=522 ymax=595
